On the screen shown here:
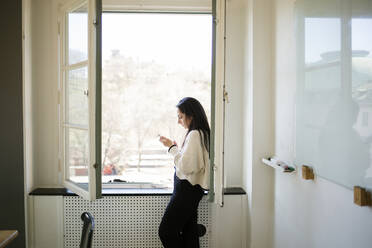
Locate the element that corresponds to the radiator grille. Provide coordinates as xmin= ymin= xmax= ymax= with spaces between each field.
xmin=64 ymin=196 xmax=211 ymax=247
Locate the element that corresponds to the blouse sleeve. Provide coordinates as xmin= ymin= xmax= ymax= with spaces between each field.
xmin=168 ymin=131 xmax=204 ymax=175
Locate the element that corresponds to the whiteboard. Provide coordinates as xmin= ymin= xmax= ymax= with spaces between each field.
xmin=295 ymin=0 xmax=372 ymax=189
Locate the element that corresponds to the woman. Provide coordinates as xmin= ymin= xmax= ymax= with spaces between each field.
xmin=158 ymin=97 xmax=210 ymax=248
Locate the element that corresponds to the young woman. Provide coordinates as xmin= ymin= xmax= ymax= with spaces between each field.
xmin=158 ymin=97 xmax=210 ymax=248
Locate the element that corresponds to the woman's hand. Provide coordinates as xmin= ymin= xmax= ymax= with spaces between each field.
xmin=159 ymin=135 xmax=176 ymax=148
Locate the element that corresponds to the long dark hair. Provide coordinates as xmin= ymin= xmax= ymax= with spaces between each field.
xmin=177 ymin=97 xmax=210 ymax=153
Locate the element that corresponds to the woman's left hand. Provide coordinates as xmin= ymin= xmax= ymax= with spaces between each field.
xmin=159 ymin=136 xmax=174 ymax=148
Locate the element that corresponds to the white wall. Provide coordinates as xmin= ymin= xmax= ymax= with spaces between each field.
xmin=29 ymin=196 xmax=64 ymax=248
xmin=31 ymin=0 xmax=61 ymax=188
xmin=273 ymin=0 xmax=372 ymax=248
xmin=211 ymin=194 xmax=248 ymax=248
xmin=23 ymin=0 xmax=34 ymax=194
xmin=224 ymin=0 xmax=245 ymax=188
xmin=241 ymin=0 xmax=276 ymax=247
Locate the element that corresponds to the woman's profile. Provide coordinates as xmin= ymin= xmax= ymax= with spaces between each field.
xmin=158 ymin=97 xmax=210 ymax=248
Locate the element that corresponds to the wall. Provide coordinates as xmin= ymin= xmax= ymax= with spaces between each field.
xmin=23 ymin=0 xmax=34 ymax=195
xmin=29 ymin=196 xmax=63 ymax=248
xmin=211 ymin=194 xmax=248 ymax=248
xmin=273 ymin=0 xmax=372 ymax=248
xmin=237 ymin=0 xmax=274 ymax=248
xmin=224 ymin=0 xmax=245 ymax=188
xmin=0 ymin=0 xmax=26 ymax=247
xmin=23 ymin=0 xmax=34 ymax=246
xmin=30 ymin=0 xmax=61 ymax=188
xmin=241 ymin=0 xmax=275 ymax=247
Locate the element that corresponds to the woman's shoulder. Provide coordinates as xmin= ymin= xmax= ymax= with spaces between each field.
xmin=186 ymin=130 xmax=204 ymax=144
xmin=187 ymin=130 xmax=202 ymax=138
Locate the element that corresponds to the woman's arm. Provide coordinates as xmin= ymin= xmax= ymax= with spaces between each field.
xmin=168 ymin=131 xmax=204 ymax=175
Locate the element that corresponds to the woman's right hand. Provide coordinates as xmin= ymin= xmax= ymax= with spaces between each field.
xmin=159 ymin=136 xmax=175 ymax=148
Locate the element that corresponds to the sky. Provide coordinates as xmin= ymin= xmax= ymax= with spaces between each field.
xmin=68 ymin=12 xmax=212 ymax=69
xmin=102 ymin=13 xmax=212 ymax=68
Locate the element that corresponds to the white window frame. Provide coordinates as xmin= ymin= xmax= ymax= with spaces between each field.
xmin=57 ymin=0 xmax=225 ymax=204
xmin=212 ymin=0 xmax=226 ymax=207
xmin=58 ymin=0 xmax=102 ymax=201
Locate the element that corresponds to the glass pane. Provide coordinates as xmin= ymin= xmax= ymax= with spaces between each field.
xmin=351 ymin=18 xmax=372 ymax=188
xmin=66 ymin=127 xmax=89 ymax=184
xmin=68 ymin=4 xmax=88 ymax=65
xmin=101 ymin=13 xmax=212 ymax=187
xmin=67 ymin=67 xmax=89 ymax=126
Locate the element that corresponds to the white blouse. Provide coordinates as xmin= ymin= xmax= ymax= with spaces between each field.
xmin=168 ymin=130 xmax=210 ymax=190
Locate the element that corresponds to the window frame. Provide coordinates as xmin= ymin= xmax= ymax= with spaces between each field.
xmin=58 ymin=0 xmax=225 ymax=204
xmin=100 ymin=11 xmax=213 ymax=190
xmin=59 ymin=0 xmax=102 ymax=201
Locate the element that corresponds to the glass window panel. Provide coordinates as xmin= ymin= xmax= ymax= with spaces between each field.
xmin=67 ymin=67 xmax=89 ymax=126
xmin=101 ymin=13 xmax=212 ymax=187
xmin=68 ymin=4 xmax=88 ymax=65
xmin=66 ymin=127 xmax=89 ymax=184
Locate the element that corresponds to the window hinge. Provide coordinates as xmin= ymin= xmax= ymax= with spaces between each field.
xmin=223 ymin=87 xmax=229 ymax=103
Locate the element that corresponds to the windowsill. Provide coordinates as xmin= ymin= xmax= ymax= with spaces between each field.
xmin=29 ymin=187 xmax=174 ymax=196
xmin=29 ymin=187 xmax=246 ymax=196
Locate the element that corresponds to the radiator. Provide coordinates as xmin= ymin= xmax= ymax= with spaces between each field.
xmin=64 ymin=196 xmax=211 ymax=248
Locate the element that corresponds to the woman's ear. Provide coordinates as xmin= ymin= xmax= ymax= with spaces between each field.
xmin=187 ymin=116 xmax=193 ymax=126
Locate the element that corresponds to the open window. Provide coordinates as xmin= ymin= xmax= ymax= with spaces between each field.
xmin=58 ymin=0 xmax=225 ymax=204
xmin=59 ymin=0 xmax=102 ymax=200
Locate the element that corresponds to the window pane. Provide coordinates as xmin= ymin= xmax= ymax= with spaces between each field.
xmin=67 ymin=67 xmax=88 ymax=126
xmin=66 ymin=127 xmax=89 ymax=184
xmin=68 ymin=5 xmax=88 ymax=65
xmin=102 ymin=13 xmax=212 ymax=187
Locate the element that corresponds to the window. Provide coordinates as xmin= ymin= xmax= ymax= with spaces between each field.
xmin=101 ymin=13 xmax=212 ymax=188
xmin=59 ymin=0 xmax=101 ymax=200
xmin=59 ymin=0 xmax=225 ymax=203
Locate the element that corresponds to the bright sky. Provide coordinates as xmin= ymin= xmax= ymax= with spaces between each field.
xmin=102 ymin=13 xmax=212 ymax=68
xmin=68 ymin=12 xmax=212 ymax=68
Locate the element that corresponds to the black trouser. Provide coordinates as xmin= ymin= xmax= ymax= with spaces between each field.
xmin=159 ymin=173 xmax=204 ymax=248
